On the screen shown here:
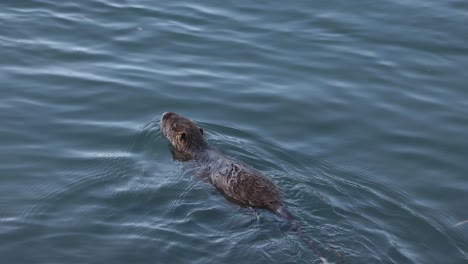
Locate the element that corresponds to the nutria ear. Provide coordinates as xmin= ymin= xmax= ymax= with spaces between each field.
xmin=199 ymin=128 xmax=204 ymax=135
xmin=180 ymin=133 xmax=187 ymax=142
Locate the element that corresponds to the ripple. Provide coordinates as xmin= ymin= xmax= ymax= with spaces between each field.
xmin=1 ymin=0 xmax=467 ymax=263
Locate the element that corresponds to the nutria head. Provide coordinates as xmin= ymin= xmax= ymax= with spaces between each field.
xmin=160 ymin=112 xmax=207 ymax=156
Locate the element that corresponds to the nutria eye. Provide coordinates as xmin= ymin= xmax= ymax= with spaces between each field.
xmin=179 ymin=133 xmax=187 ymax=142
xmin=199 ymin=128 xmax=204 ymax=135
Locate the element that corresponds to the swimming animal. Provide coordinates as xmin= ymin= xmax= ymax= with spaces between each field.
xmin=160 ymin=112 xmax=333 ymax=263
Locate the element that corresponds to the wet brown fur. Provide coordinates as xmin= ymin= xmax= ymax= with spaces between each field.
xmin=160 ymin=112 xmax=332 ymax=264
xmin=160 ymin=112 xmax=283 ymax=212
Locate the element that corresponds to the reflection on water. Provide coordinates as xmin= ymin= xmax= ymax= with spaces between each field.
xmin=0 ymin=0 xmax=467 ymax=263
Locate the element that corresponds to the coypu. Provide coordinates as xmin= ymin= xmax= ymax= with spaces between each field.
xmin=160 ymin=112 xmax=332 ymax=264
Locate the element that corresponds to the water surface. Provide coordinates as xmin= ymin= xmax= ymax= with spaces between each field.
xmin=1 ymin=1 xmax=467 ymax=263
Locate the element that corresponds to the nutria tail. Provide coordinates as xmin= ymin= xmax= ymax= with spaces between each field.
xmin=275 ymin=206 xmax=331 ymax=264
xmin=275 ymin=205 xmax=300 ymax=230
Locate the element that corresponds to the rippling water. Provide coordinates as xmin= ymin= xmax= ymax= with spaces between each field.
xmin=1 ymin=1 xmax=467 ymax=263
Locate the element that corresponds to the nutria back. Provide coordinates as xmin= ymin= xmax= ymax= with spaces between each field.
xmin=160 ymin=112 xmax=283 ymax=211
xmin=160 ymin=112 xmax=331 ymax=264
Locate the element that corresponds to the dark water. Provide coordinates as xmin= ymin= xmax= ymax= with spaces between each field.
xmin=1 ymin=1 xmax=467 ymax=263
